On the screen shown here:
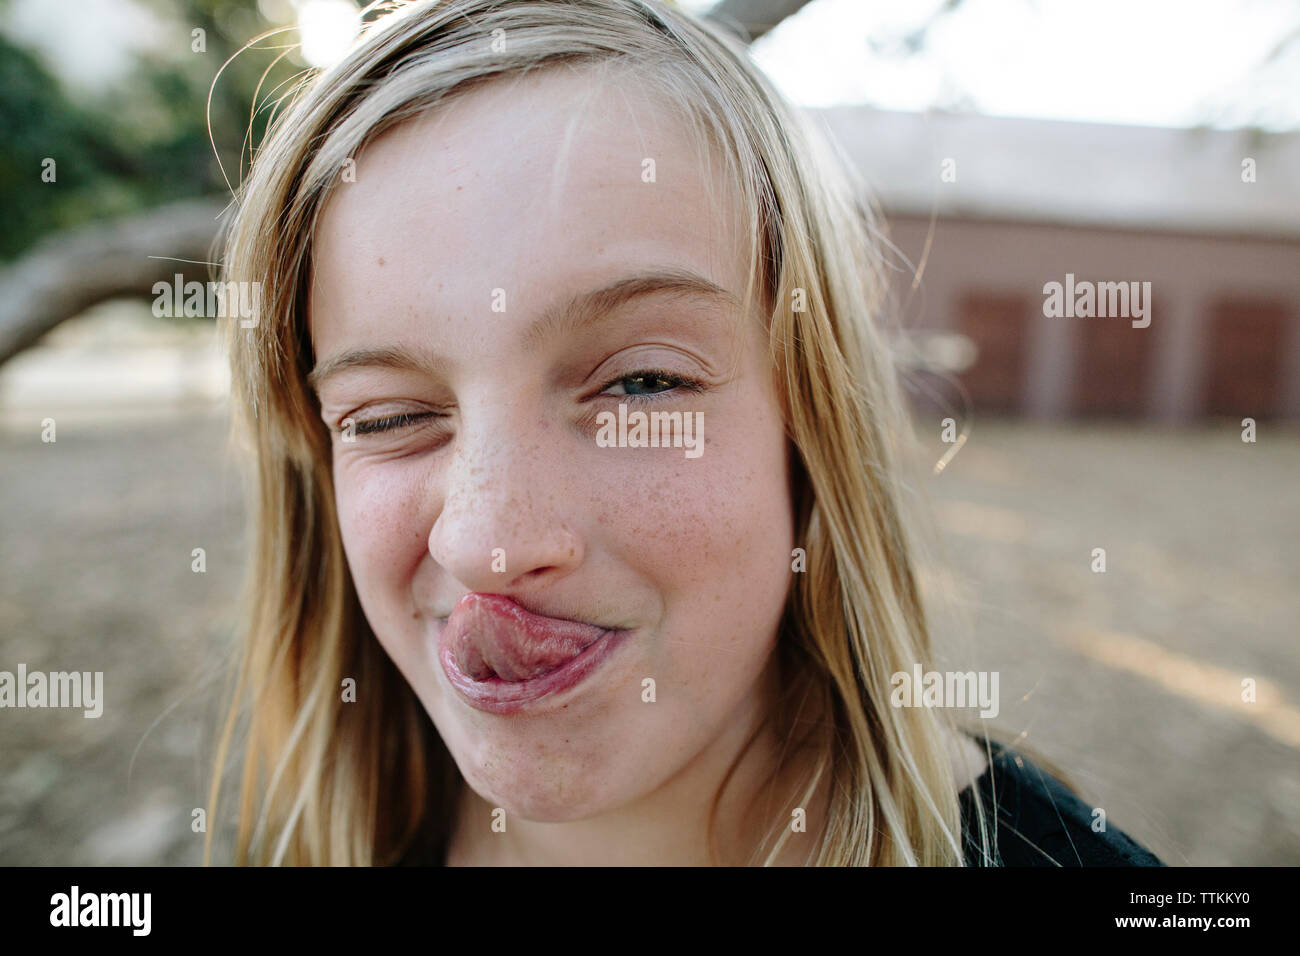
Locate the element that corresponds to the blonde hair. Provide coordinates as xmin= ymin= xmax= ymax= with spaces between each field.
xmin=209 ymin=0 xmax=993 ymax=866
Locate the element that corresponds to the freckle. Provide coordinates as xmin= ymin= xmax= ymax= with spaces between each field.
xmin=377 ymin=257 xmax=385 ymax=267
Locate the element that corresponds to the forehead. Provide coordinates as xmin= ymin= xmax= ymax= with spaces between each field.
xmin=308 ymin=64 xmax=752 ymax=355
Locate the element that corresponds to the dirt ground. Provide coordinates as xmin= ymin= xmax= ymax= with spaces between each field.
xmin=1 ymin=408 xmax=1297 ymax=865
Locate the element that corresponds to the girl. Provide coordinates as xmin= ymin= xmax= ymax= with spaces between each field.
xmin=209 ymin=0 xmax=1161 ymax=866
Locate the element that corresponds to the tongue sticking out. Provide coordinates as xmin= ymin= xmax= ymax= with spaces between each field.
xmin=448 ymin=594 xmax=607 ymax=683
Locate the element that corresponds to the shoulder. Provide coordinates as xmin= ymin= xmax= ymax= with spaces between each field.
xmin=958 ymin=738 xmax=1164 ymax=867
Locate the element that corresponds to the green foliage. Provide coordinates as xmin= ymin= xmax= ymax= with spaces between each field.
xmin=0 ymin=0 xmax=305 ymax=260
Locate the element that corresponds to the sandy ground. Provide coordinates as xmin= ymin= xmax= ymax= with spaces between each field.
xmin=1 ymin=407 xmax=1297 ymax=865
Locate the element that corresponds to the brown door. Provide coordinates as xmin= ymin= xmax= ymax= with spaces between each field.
xmin=1072 ymin=303 xmax=1158 ymax=416
xmin=1202 ymin=300 xmax=1289 ymax=418
xmin=957 ymin=292 xmax=1031 ymax=413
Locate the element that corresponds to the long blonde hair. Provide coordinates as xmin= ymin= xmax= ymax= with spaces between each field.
xmin=209 ymin=0 xmax=992 ymax=866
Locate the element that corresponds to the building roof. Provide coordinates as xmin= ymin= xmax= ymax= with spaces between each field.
xmin=810 ymin=107 xmax=1300 ymax=239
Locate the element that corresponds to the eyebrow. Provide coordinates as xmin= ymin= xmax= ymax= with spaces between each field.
xmin=307 ymin=268 xmax=739 ymax=391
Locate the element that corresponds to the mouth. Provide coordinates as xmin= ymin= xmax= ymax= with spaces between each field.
xmin=436 ymin=593 xmax=626 ymax=714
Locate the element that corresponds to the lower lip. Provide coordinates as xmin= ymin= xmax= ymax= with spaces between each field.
xmin=437 ymin=625 xmax=627 ymax=715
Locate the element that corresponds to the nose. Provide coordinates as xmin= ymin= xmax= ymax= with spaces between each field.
xmin=427 ymin=402 xmax=585 ymax=594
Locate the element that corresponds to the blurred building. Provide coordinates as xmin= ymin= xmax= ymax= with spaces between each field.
xmin=816 ymin=108 xmax=1300 ymax=421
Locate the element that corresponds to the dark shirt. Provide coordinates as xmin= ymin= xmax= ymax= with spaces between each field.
xmin=959 ymin=738 xmax=1164 ymax=866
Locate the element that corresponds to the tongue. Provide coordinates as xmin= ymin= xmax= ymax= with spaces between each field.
xmin=451 ymin=595 xmax=605 ymax=683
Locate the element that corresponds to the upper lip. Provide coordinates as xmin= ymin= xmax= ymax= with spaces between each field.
xmin=436 ymin=593 xmax=609 ymax=629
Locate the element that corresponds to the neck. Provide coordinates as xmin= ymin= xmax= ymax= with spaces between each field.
xmin=444 ymin=658 xmax=828 ymax=866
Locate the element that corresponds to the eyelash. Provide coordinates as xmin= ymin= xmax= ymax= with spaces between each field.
xmin=350 ymin=411 xmax=441 ymax=436
xmin=346 ymin=369 xmax=705 ymax=436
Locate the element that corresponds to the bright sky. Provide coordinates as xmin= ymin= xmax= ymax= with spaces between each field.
xmin=5 ymin=0 xmax=1298 ymax=131
xmin=683 ymin=0 xmax=1300 ymax=131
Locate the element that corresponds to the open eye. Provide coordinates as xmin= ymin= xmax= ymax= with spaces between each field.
xmin=599 ymin=369 xmax=706 ymax=401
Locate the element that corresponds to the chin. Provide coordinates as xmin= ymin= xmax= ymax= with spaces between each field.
xmin=465 ymin=766 xmax=619 ymax=823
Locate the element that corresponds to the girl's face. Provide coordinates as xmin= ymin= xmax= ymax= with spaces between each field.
xmin=309 ymin=68 xmax=795 ymax=825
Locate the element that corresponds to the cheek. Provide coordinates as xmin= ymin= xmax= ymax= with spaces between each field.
xmin=603 ymin=447 xmax=789 ymax=575
xmin=590 ymin=398 xmax=794 ymax=676
xmin=332 ymin=454 xmax=432 ymax=614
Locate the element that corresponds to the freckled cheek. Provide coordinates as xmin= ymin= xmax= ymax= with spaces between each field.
xmin=332 ymin=459 xmax=434 ymax=590
xmin=587 ymin=419 xmax=791 ymax=579
xmin=591 ymin=435 xmax=789 ymax=708
xmin=669 ymin=437 xmax=791 ymax=694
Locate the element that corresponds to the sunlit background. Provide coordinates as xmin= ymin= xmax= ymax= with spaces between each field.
xmin=7 ymin=0 xmax=1299 ymax=126
xmin=1 ymin=0 xmax=1297 ymax=866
